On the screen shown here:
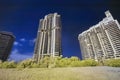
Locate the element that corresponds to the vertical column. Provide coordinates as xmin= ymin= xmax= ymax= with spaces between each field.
xmin=89 ymin=29 xmax=98 ymax=61
xmin=51 ymin=13 xmax=57 ymax=57
xmin=95 ymin=25 xmax=107 ymax=59
xmin=41 ymin=16 xmax=47 ymax=58
xmin=47 ymin=16 xmax=51 ymax=55
xmin=34 ymin=19 xmax=43 ymax=61
xmin=104 ymin=29 xmax=117 ymax=58
xmin=38 ymin=19 xmax=45 ymax=61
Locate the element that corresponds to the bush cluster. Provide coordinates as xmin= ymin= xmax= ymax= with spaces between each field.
xmin=54 ymin=57 xmax=98 ymax=67
xmin=104 ymin=59 xmax=120 ymax=67
xmin=0 ymin=61 xmax=16 ymax=68
xmin=0 ymin=56 xmax=98 ymax=68
xmin=1 ymin=57 xmax=120 ymax=68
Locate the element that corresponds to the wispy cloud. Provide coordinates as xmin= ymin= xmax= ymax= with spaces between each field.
xmin=14 ymin=41 xmax=22 ymax=46
xmin=13 ymin=38 xmax=26 ymax=47
xmin=10 ymin=38 xmax=35 ymax=62
xmin=20 ymin=38 xmax=26 ymax=42
xmin=9 ymin=49 xmax=33 ymax=62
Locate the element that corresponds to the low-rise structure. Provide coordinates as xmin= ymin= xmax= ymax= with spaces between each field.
xmin=0 ymin=31 xmax=15 ymax=61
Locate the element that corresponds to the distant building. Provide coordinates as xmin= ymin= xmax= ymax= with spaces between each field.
xmin=0 ymin=31 xmax=15 ymax=61
xmin=78 ymin=11 xmax=120 ymax=61
xmin=33 ymin=13 xmax=62 ymax=62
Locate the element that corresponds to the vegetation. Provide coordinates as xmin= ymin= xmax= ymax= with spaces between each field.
xmin=0 ymin=57 xmax=120 ymax=68
xmin=0 ymin=57 xmax=120 ymax=80
xmin=0 ymin=60 xmax=16 ymax=68
xmin=104 ymin=59 xmax=120 ymax=67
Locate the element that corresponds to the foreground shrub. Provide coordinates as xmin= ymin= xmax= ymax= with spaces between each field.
xmin=31 ymin=63 xmax=39 ymax=68
xmin=17 ymin=59 xmax=35 ymax=68
xmin=39 ymin=57 xmax=98 ymax=67
xmin=0 ymin=57 xmax=99 ymax=68
xmin=0 ymin=61 xmax=16 ymax=68
xmin=104 ymin=59 xmax=120 ymax=67
xmin=69 ymin=57 xmax=81 ymax=67
xmin=80 ymin=59 xmax=98 ymax=66
xmin=70 ymin=61 xmax=82 ymax=67
xmin=56 ymin=57 xmax=71 ymax=67
xmin=38 ymin=56 xmax=51 ymax=68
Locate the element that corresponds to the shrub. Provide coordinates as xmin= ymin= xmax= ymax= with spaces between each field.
xmin=70 ymin=61 xmax=82 ymax=67
xmin=0 ymin=61 xmax=16 ymax=68
xmin=80 ymin=59 xmax=98 ymax=66
xmin=7 ymin=61 xmax=17 ymax=68
xmin=31 ymin=63 xmax=39 ymax=68
xmin=53 ymin=57 xmax=98 ymax=67
xmin=38 ymin=56 xmax=50 ymax=68
xmin=69 ymin=56 xmax=80 ymax=61
xmin=104 ymin=59 xmax=120 ymax=67
xmin=55 ymin=57 xmax=71 ymax=67
xmin=0 ymin=57 xmax=99 ymax=68
xmin=17 ymin=59 xmax=35 ymax=68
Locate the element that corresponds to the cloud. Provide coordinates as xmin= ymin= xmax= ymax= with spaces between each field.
xmin=9 ymin=49 xmax=33 ymax=62
xmin=14 ymin=41 xmax=22 ymax=46
xmin=20 ymin=38 xmax=26 ymax=42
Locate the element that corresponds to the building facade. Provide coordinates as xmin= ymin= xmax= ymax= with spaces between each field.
xmin=0 ymin=31 xmax=15 ymax=61
xmin=33 ymin=13 xmax=62 ymax=62
xmin=78 ymin=11 xmax=120 ymax=61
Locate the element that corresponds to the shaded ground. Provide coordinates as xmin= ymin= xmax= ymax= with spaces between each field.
xmin=0 ymin=66 xmax=120 ymax=80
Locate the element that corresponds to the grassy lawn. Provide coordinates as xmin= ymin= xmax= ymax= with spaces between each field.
xmin=0 ymin=66 xmax=120 ymax=80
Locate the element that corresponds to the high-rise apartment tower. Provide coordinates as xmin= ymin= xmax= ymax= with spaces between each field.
xmin=78 ymin=11 xmax=120 ymax=61
xmin=0 ymin=31 xmax=15 ymax=61
xmin=34 ymin=13 xmax=62 ymax=62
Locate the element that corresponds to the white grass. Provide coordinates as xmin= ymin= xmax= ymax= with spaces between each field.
xmin=0 ymin=66 xmax=120 ymax=80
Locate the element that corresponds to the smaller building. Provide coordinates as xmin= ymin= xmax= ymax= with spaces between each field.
xmin=0 ymin=31 xmax=15 ymax=61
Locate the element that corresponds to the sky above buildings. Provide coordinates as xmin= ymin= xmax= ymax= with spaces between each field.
xmin=0 ymin=0 xmax=120 ymax=61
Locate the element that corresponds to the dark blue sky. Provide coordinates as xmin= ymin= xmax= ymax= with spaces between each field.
xmin=0 ymin=0 xmax=120 ymax=61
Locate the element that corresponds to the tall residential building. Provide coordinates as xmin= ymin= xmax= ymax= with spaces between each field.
xmin=78 ymin=11 xmax=120 ymax=61
xmin=33 ymin=13 xmax=62 ymax=61
xmin=0 ymin=31 xmax=15 ymax=61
